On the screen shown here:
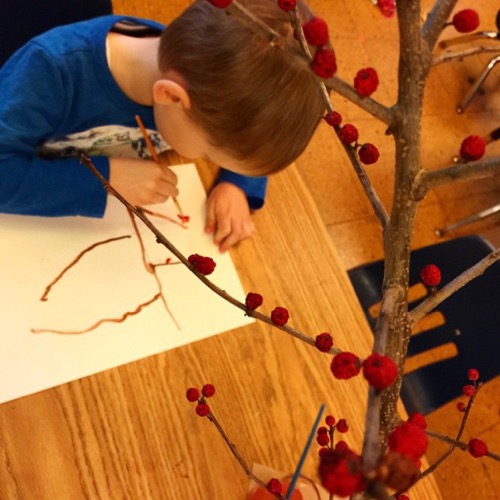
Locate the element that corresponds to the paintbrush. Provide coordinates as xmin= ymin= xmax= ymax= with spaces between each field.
xmin=135 ymin=115 xmax=185 ymax=218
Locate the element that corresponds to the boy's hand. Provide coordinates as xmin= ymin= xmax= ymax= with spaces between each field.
xmin=109 ymin=157 xmax=178 ymax=206
xmin=205 ymin=182 xmax=255 ymax=253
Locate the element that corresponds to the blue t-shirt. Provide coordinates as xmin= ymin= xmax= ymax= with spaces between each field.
xmin=0 ymin=15 xmax=267 ymax=217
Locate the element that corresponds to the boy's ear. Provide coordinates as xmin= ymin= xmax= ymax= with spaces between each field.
xmin=153 ymin=79 xmax=191 ymax=109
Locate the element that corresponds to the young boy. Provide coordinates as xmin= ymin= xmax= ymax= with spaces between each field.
xmin=0 ymin=0 xmax=326 ymax=252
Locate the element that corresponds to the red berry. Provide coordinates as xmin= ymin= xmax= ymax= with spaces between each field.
xmin=452 ymin=9 xmax=480 ymax=33
xmin=271 ymin=306 xmax=289 ymax=326
xmin=338 ymin=123 xmax=359 ymax=145
xmin=317 ymin=432 xmax=330 ymax=446
xmin=324 ymin=111 xmax=342 ymax=127
xmin=467 ymin=438 xmax=488 ymax=458
xmin=388 ymin=422 xmax=429 ymax=460
xmin=460 ymin=135 xmax=486 ymax=161
xmin=302 ymin=17 xmax=329 ymax=47
xmin=202 ymin=384 xmax=215 ymax=398
xmin=245 ymin=292 xmax=263 ymax=311
xmin=467 ymin=368 xmax=479 ymax=381
xmin=336 ymin=419 xmax=349 ymax=433
xmin=358 ymin=143 xmax=380 ymax=165
xmin=354 ymin=67 xmax=379 ymax=97
xmin=195 ymin=403 xmax=210 ymax=417
xmin=266 ymin=478 xmax=283 ymax=495
xmin=315 ymin=332 xmax=334 ymax=352
xmin=362 ymin=353 xmax=398 ymax=391
xmin=331 ymin=352 xmax=361 ymax=380
xmin=277 ymin=0 xmax=296 ymax=12
xmin=462 ymin=384 xmax=476 ymax=397
xmin=325 ymin=415 xmax=336 ymax=427
xmin=420 ymin=264 xmax=441 ymax=287
xmin=311 ymin=48 xmax=337 ymax=79
xmin=456 ymin=401 xmax=467 ymax=412
xmin=188 ymin=254 xmax=216 ymax=275
xmin=207 ymin=0 xmax=232 ymax=7
xmin=186 ymin=387 xmax=200 ymax=402
xmin=408 ymin=412 xmax=427 ymax=430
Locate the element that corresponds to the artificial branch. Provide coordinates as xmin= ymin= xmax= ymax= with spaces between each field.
xmin=409 ymin=247 xmax=500 ymax=325
xmin=411 ymin=156 xmax=500 ymax=200
xmin=325 ymin=76 xmax=394 ymax=126
xmin=79 ymin=153 xmax=340 ymax=355
xmin=421 ymin=0 xmax=460 ymax=51
xmin=433 ymin=45 xmax=500 ymax=65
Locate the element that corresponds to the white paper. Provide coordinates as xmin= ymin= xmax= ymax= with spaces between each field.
xmin=0 ymin=164 xmax=253 ymax=404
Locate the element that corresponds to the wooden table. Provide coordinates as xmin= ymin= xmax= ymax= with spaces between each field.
xmin=0 ymin=164 xmax=442 ymax=499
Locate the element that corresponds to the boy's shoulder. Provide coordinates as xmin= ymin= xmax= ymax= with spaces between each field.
xmin=33 ymin=15 xmax=164 ymax=50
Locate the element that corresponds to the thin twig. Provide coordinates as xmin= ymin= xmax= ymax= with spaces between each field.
xmin=433 ymin=45 xmax=500 ymax=65
xmin=79 ymin=154 xmax=340 ymax=355
xmin=207 ymin=411 xmax=287 ymax=500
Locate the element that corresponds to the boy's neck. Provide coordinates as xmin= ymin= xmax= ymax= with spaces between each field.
xmin=106 ymin=32 xmax=162 ymax=106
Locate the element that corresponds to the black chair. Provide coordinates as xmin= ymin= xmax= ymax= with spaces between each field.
xmin=348 ymin=235 xmax=500 ymax=415
xmin=439 ymin=9 xmax=500 ymax=113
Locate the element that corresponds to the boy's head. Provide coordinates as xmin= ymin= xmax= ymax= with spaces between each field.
xmin=156 ymin=0 xmax=328 ymax=176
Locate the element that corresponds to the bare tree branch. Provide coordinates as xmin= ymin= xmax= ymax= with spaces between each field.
xmin=421 ymin=0 xmax=460 ymax=51
xmin=411 ymin=156 xmax=500 ymax=200
xmin=433 ymin=45 xmax=500 ymax=66
xmin=409 ymin=248 xmax=500 ymax=325
xmin=325 ymin=76 xmax=394 ymax=126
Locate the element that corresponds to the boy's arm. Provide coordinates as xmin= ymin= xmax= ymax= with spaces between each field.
xmin=0 ymin=46 xmax=110 ymax=217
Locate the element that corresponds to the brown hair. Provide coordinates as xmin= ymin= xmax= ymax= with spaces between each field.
xmin=158 ymin=0 xmax=327 ymax=175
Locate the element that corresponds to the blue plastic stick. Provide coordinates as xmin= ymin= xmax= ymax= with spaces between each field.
xmin=285 ymin=404 xmax=325 ymax=499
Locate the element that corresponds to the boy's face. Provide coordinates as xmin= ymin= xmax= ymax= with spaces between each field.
xmin=153 ymin=93 xmax=252 ymax=176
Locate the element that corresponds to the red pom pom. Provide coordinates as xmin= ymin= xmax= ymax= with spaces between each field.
xmin=311 ymin=48 xmax=337 ymax=78
xmin=188 ymin=254 xmax=216 ymax=275
xmin=388 ymin=422 xmax=429 ymax=460
xmin=452 ymin=9 xmax=480 ymax=33
xmin=319 ymin=447 xmax=365 ymax=496
xmin=377 ymin=0 xmax=396 ymax=18
xmin=460 ymin=135 xmax=486 ymax=161
xmin=354 ymin=67 xmax=379 ymax=97
xmin=202 ymin=383 xmax=215 ymax=397
xmin=362 ymin=353 xmax=398 ymax=391
xmin=302 ymin=17 xmax=329 ymax=47
xmin=324 ymin=111 xmax=342 ymax=127
xmin=336 ymin=419 xmax=349 ymax=433
xmin=271 ymin=306 xmax=289 ymax=326
xmin=186 ymin=387 xmax=200 ymax=402
xmin=420 ymin=264 xmax=441 ymax=287
xmin=462 ymin=384 xmax=476 ymax=397
xmin=277 ymin=0 xmax=296 ymax=12
xmin=331 ymin=352 xmax=361 ymax=380
xmin=467 ymin=368 xmax=480 ymax=381
xmin=245 ymin=292 xmax=263 ymax=310
xmin=467 ymin=438 xmax=488 ymax=458
xmin=338 ymin=123 xmax=359 ymax=144
xmin=207 ymin=0 xmax=233 ymax=8
xmin=408 ymin=412 xmax=427 ymax=430
xmin=195 ymin=402 xmax=210 ymax=416
xmin=325 ymin=415 xmax=336 ymax=427
xmin=266 ymin=478 xmax=283 ymax=495
xmin=316 ymin=431 xmax=330 ymax=446
xmin=315 ymin=332 xmax=334 ymax=352
xmin=358 ymin=143 xmax=380 ymax=164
